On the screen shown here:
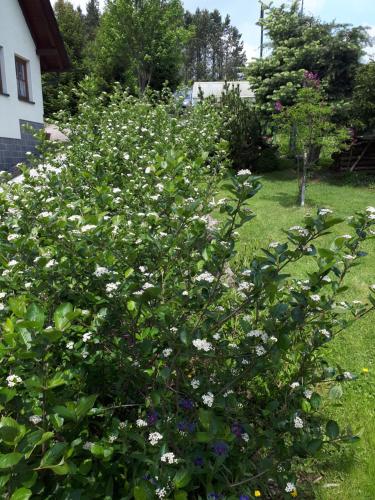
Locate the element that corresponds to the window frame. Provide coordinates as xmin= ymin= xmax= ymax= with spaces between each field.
xmin=15 ymin=56 xmax=30 ymax=102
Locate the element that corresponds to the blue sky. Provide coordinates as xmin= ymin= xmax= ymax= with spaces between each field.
xmin=71 ymin=0 xmax=375 ymax=60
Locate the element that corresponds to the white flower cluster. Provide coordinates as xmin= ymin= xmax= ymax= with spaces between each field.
xmin=94 ymin=266 xmax=110 ymax=277
xmin=202 ymin=392 xmax=214 ymax=407
xmin=29 ymin=415 xmax=42 ymax=425
xmin=162 ymin=348 xmax=172 ymax=358
xmin=294 ymin=416 xmax=304 ymax=429
xmin=136 ymin=419 xmax=148 ymax=428
xmin=192 ymin=339 xmax=213 ymax=352
xmin=191 ymin=379 xmax=200 ymax=389
xmin=194 ymin=272 xmax=215 ymax=283
xmin=148 ymin=432 xmax=163 ymax=445
xmin=6 ymin=374 xmax=22 ymax=387
xmin=285 ymin=482 xmax=297 ymax=493
xmin=318 ymin=208 xmax=333 ymax=216
xmin=237 ymin=169 xmax=251 ymax=176
xmin=160 ymin=452 xmax=178 ymax=464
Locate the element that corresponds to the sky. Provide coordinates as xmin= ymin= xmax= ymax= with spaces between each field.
xmin=70 ymin=0 xmax=375 ymax=60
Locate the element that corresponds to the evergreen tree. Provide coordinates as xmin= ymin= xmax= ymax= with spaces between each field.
xmin=248 ymin=1 xmax=369 ymax=118
xmin=85 ymin=0 xmax=101 ymax=40
xmin=42 ymin=0 xmax=86 ymax=116
xmin=183 ymin=9 xmax=246 ymax=82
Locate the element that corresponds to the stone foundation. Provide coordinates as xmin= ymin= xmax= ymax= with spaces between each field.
xmin=0 ymin=120 xmax=44 ymax=174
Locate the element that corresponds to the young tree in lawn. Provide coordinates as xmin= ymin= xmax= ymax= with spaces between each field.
xmin=273 ymin=74 xmax=348 ymax=206
xmin=248 ymin=0 xmax=369 ymax=120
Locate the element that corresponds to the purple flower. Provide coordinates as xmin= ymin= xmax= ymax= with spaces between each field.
xmin=231 ymin=422 xmax=244 ymax=438
xmin=208 ymin=494 xmax=222 ymax=499
xmin=212 ymin=441 xmax=229 ymax=456
xmin=194 ymin=456 xmax=204 ymax=467
xmin=146 ymin=411 xmax=158 ymax=425
xmin=179 ymin=399 xmax=194 ymax=410
xmin=304 ymin=71 xmax=320 ymax=87
xmin=274 ymin=100 xmax=283 ymax=112
xmin=239 ymin=496 xmax=250 ymax=500
xmin=177 ymin=420 xmax=196 ymax=433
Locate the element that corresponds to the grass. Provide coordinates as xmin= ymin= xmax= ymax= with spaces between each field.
xmin=230 ymin=170 xmax=375 ymax=499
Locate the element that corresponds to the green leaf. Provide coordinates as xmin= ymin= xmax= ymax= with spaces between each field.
xmin=133 ymin=485 xmax=150 ymax=500
xmin=307 ymin=438 xmax=323 ymax=455
xmin=174 ymin=492 xmax=188 ymax=500
xmin=25 ymin=304 xmax=45 ymax=330
xmin=127 ymin=300 xmax=136 ymax=311
xmin=310 ymin=393 xmax=321 ymax=410
xmin=326 ymin=420 xmax=340 ymax=439
xmin=8 ymin=297 xmax=27 ymax=318
xmin=0 ymin=417 xmax=25 ymax=446
xmin=10 ymin=487 xmax=32 ymax=500
xmin=329 ymin=385 xmax=343 ymax=400
xmin=76 ymin=395 xmax=97 ymax=421
xmin=24 ymin=431 xmax=54 ymax=459
xmin=198 ymin=409 xmax=211 ymax=430
xmin=46 ymin=372 xmax=69 ymax=390
xmin=195 ymin=432 xmax=211 ymax=443
xmin=173 ymin=469 xmax=191 ymax=489
xmin=53 ymin=303 xmax=73 ymax=330
xmin=0 ymin=452 xmax=23 ymax=469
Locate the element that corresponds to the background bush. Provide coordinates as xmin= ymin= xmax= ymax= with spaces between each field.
xmin=0 ymin=87 xmax=373 ymax=499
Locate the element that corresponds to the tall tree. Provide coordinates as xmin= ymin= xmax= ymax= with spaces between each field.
xmin=183 ymin=9 xmax=246 ymax=82
xmin=248 ymin=1 xmax=369 ymax=118
xmin=85 ymin=0 xmax=101 ymax=40
xmin=42 ymin=0 xmax=86 ymax=116
xmin=92 ymin=0 xmax=189 ymax=92
xmin=351 ymin=61 xmax=375 ymax=132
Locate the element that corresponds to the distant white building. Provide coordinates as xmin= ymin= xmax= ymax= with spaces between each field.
xmin=192 ymin=81 xmax=255 ymax=105
xmin=0 ymin=0 xmax=69 ymax=172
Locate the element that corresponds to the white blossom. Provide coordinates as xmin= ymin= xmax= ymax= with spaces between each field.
xmin=237 ymin=169 xmax=252 ymax=176
xmin=81 ymin=224 xmax=97 ymax=233
xmin=66 ymin=341 xmax=74 ymax=350
xmin=194 ymin=272 xmax=215 ymax=283
xmin=294 ymin=416 xmax=304 ymax=429
xmin=162 ymin=348 xmax=172 ymax=358
xmin=304 ymin=389 xmax=313 ymax=400
xmin=202 ymin=392 xmax=214 ymax=407
xmin=149 ymin=432 xmax=163 ymax=445
xmin=255 ymin=345 xmax=266 ymax=356
xmin=160 ymin=452 xmax=178 ymax=464
xmin=45 ymin=259 xmax=57 ymax=269
xmin=192 ymin=339 xmax=213 ymax=352
xmin=318 ymin=208 xmax=333 ymax=216
xmin=29 ymin=415 xmax=42 ymax=425
xmin=191 ymin=379 xmax=200 ymax=389
xmin=136 ymin=419 xmax=148 ymax=428
xmin=94 ymin=266 xmax=110 ymax=277
xmin=6 ymin=374 xmax=22 ymax=387
xmin=290 ymin=382 xmax=300 ymax=389
xmin=83 ymin=332 xmax=93 ymax=342
xmin=285 ymin=482 xmax=296 ymax=493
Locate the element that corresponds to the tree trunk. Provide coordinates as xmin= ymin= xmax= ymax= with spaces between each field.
xmin=299 ymin=153 xmax=308 ymax=207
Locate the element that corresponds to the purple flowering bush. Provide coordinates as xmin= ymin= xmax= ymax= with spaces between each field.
xmin=0 ymin=87 xmax=374 ymax=499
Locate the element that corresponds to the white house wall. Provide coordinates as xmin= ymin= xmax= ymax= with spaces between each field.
xmin=0 ymin=0 xmax=44 ymax=140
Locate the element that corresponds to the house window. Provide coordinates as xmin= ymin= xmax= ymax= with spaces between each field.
xmin=0 ymin=47 xmax=6 ymax=95
xmin=15 ymin=57 xmax=29 ymax=101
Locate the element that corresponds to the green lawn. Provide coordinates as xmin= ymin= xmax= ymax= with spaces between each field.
xmin=231 ymin=171 xmax=375 ymax=499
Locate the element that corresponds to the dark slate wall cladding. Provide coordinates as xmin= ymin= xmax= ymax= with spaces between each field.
xmin=0 ymin=120 xmax=44 ymax=174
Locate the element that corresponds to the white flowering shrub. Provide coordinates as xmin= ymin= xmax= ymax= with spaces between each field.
xmin=0 ymin=87 xmax=374 ymax=499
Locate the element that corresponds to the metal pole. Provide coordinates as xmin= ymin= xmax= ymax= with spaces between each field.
xmin=260 ymin=3 xmax=264 ymax=58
